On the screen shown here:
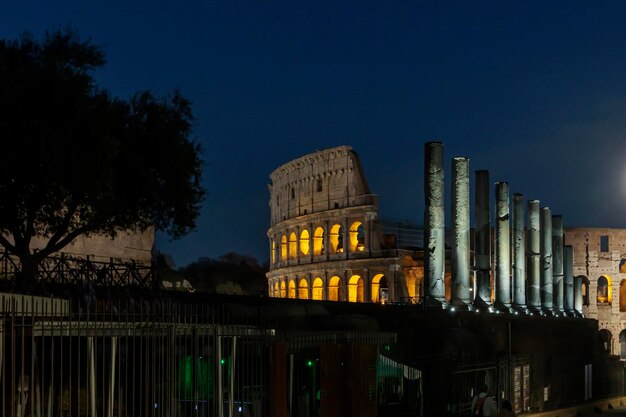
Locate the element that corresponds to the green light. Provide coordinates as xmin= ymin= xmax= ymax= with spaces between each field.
xmin=306 ymin=360 xmax=313 ymax=367
xmin=220 ymin=358 xmax=225 ymax=365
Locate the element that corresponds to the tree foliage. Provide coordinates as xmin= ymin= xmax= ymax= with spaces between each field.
xmin=0 ymin=30 xmax=204 ymax=286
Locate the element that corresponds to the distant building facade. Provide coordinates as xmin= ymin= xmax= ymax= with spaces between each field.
xmin=564 ymin=227 xmax=626 ymax=359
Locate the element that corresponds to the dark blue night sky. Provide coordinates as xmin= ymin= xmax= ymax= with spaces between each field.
xmin=3 ymin=1 xmax=626 ymax=267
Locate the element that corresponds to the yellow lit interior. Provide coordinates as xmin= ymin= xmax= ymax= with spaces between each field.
xmin=312 ymin=277 xmax=323 ymax=300
xmin=597 ymin=275 xmax=613 ymax=304
xmin=371 ymin=273 xmax=384 ymax=302
xmin=288 ymin=280 xmax=296 ymax=298
xmin=300 ymin=229 xmax=310 ymax=255
xmin=281 ymin=236 xmax=287 ymax=260
xmin=271 ymin=240 xmax=276 ymax=264
xmin=349 ymin=221 xmax=365 ymax=252
xmin=289 ymin=232 xmax=297 ymax=259
xmin=313 ymin=227 xmax=325 ymax=255
xmin=273 ymin=282 xmax=278 ymax=297
xmin=298 ymin=278 xmax=309 ymax=299
xmin=348 ymin=274 xmax=363 ymax=302
xmin=328 ymin=275 xmax=341 ymax=301
xmin=329 ymin=224 xmax=343 ymax=254
xmin=280 ymin=281 xmax=286 ymax=298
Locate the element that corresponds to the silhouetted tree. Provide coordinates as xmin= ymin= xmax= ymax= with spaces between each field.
xmin=180 ymin=253 xmax=268 ymax=296
xmin=0 ymin=30 xmax=204 ymax=289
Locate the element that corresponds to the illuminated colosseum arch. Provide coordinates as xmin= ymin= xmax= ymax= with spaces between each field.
xmin=300 ymin=229 xmax=310 ymax=255
xmin=289 ymin=233 xmax=297 ymax=259
xmin=578 ymin=276 xmax=590 ymax=306
xmin=271 ymin=240 xmax=276 ymax=264
xmin=280 ymin=280 xmax=286 ymax=298
xmin=312 ymin=277 xmax=324 ymax=300
xmin=348 ymin=274 xmax=364 ymax=302
xmin=298 ymin=278 xmax=309 ymax=299
xmin=597 ymin=275 xmax=613 ymax=305
xmin=349 ymin=221 xmax=365 ymax=252
xmin=313 ymin=227 xmax=325 ymax=256
xmin=288 ymin=279 xmax=296 ymax=299
xmin=281 ymin=235 xmax=287 ymax=261
xmin=273 ymin=281 xmax=279 ymax=297
xmin=371 ymin=273 xmax=389 ymax=303
xmin=329 ymin=224 xmax=344 ymax=254
xmin=328 ymin=275 xmax=342 ymax=301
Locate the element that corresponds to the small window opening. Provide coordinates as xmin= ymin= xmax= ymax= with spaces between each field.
xmin=317 ymin=179 xmax=323 ymax=192
xmin=334 ymin=202 xmax=339 ymax=209
xmin=601 ymin=235 xmax=609 ymax=253
xmin=291 ymin=188 xmax=295 ymax=199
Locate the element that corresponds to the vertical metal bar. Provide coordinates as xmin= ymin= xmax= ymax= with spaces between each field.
xmin=87 ymin=337 xmax=96 ymax=417
xmin=217 ymin=335 xmax=223 ymax=417
xmin=229 ymin=337 xmax=237 ymax=417
xmin=108 ymin=336 xmax=117 ymax=417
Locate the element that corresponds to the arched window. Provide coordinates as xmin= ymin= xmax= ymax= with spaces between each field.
xmin=620 ymin=259 xmax=626 ymax=274
xmin=620 ymin=330 xmax=626 ymax=359
xmin=330 ymin=224 xmax=343 ymax=254
xmin=289 ymin=232 xmax=297 ymax=260
xmin=312 ymin=277 xmax=323 ymax=300
xmin=271 ymin=240 xmax=276 ymax=264
xmin=328 ymin=276 xmax=342 ymax=301
xmin=597 ymin=275 xmax=612 ymax=305
xmin=313 ymin=227 xmax=325 ymax=256
xmin=580 ymin=276 xmax=590 ymax=306
xmin=599 ymin=329 xmax=612 ymax=354
xmin=348 ymin=275 xmax=364 ymax=302
xmin=298 ymin=278 xmax=309 ymax=299
xmin=281 ymin=236 xmax=287 ymax=261
xmin=273 ymin=281 xmax=279 ymax=297
xmin=300 ymin=229 xmax=310 ymax=255
xmin=371 ymin=274 xmax=389 ymax=303
xmin=280 ymin=281 xmax=286 ymax=298
xmin=349 ymin=221 xmax=365 ymax=252
xmin=288 ymin=280 xmax=296 ymax=299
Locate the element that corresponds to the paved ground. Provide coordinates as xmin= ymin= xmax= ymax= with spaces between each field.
xmin=579 ymin=406 xmax=626 ymax=416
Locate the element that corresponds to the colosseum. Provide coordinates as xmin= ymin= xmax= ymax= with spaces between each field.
xmin=266 ymin=145 xmax=440 ymax=304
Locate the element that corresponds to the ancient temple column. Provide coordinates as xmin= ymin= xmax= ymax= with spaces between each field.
xmin=451 ymin=157 xmax=471 ymax=307
xmin=564 ymin=245 xmax=574 ymax=314
xmin=527 ymin=200 xmax=541 ymax=311
xmin=512 ymin=193 xmax=526 ymax=309
xmin=552 ymin=215 xmax=564 ymax=314
xmin=540 ymin=207 xmax=553 ymax=312
xmin=495 ymin=182 xmax=511 ymax=309
xmin=474 ymin=170 xmax=492 ymax=307
xmin=424 ymin=142 xmax=446 ymax=306
xmin=574 ymin=276 xmax=583 ymax=315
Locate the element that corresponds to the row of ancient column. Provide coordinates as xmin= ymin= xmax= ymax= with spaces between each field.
xmin=423 ymin=141 xmax=582 ymax=315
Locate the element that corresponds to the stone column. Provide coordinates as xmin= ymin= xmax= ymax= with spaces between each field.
xmin=451 ymin=157 xmax=471 ymax=307
xmin=474 ymin=170 xmax=492 ymax=307
xmin=540 ymin=207 xmax=553 ymax=313
xmin=527 ymin=200 xmax=541 ymax=311
xmin=512 ymin=193 xmax=526 ymax=309
xmin=574 ymin=276 xmax=583 ymax=315
xmin=552 ymin=215 xmax=564 ymax=314
xmin=564 ymin=245 xmax=574 ymax=314
xmin=424 ymin=142 xmax=446 ymax=306
xmin=495 ymin=182 xmax=511 ymax=309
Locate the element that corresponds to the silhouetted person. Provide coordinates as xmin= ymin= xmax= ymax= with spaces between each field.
xmin=471 ymin=384 xmax=497 ymax=416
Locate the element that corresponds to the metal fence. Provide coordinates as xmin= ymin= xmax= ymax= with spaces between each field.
xmin=0 ymin=293 xmax=275 ymax=417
